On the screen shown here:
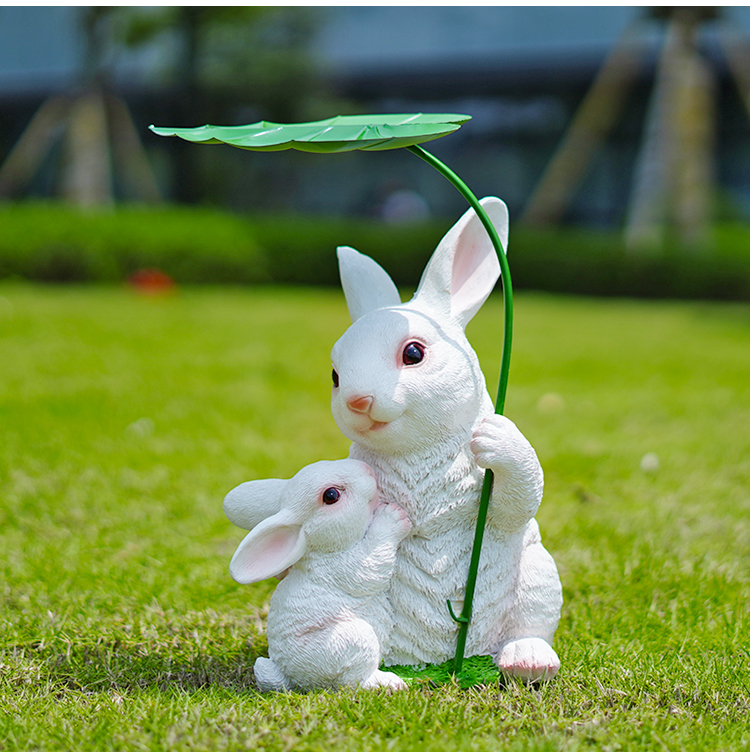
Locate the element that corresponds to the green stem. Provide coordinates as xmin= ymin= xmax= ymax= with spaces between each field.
xmin=406 ymin=144 xmax=514 ymax=675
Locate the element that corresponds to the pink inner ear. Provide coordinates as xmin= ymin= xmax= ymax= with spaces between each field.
xmin=232 ymin=524 xmax=304 ymax=584
xmin=451 ymin=229 xmax=497 ymax=314
xmin=257 ymin=529 xmax=298 ymax=564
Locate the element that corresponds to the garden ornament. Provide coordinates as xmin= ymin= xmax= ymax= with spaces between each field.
xmin=331 ymin=199 xmax=562 ymax=681
xmin=224 ymin=458 xmax=411 ymax=692
xmin=151 ymin=114 xmax=563 ymax=683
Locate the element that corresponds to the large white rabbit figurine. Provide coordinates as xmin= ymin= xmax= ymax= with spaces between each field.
xmin=330 ymin=197 xmax=563 ymax=681
xmin=224 ymin=459 xmax=412 ymax=692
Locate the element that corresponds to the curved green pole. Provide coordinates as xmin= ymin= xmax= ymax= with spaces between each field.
xmin=406 ymin=144 xmax=513 ymax=675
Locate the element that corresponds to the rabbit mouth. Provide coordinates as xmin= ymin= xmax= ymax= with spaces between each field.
xmin=348 ymin=417 xmax=390 ymax=436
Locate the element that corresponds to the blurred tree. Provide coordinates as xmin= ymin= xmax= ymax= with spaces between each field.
xmin=119 ymin=6 xmax=326 ymax=122
xmin=0 ymin=6 xmax=331 ymax=206
xmin=522 ymin=7 xmax=750 ymax=255
xmin=116 ymin=6 xmax=331 ymax=203
xmin=0 ymin=7 xmax=162 ymax=207
xmin=624 ymin=7 xmax=718 ymax=254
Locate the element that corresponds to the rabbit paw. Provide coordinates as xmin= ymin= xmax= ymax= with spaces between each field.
xmin=359 ymin=669 xmax=408 ymax=692
xmin=495 ymin=638 xmax=560 ymax=683
xmin=471 ymin=415 xmax=534 ymax=474
xmin=371 ymin=502 xmax=412 ymax=539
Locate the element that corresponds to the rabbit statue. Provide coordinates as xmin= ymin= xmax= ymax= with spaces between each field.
xmin=330 ymin=197 xmax=563 ymax=682
xmin=224 ymin=458 xmax=412 ymax=692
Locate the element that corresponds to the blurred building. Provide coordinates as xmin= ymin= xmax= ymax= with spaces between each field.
xmin=2 ymin=6 xmax=750 ymax=225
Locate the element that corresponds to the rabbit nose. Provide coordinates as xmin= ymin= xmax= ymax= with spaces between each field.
xmin=347 ymin=395 xmax=373 ymax=414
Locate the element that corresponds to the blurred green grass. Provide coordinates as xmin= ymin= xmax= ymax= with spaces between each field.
xmin=1 ymin=283 xmax=749 ymax=750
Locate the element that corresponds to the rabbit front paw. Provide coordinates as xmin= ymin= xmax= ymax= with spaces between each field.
xmin=470 ymin=415 xmax=535 ymax=475
xmin=370 ymin=501 xmax=412 ymax=540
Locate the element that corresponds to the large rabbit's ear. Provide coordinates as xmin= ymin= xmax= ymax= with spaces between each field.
xmin=337 ymin=246 xmax=401 ymax=322
xmin=412 ymin=197 xmax=507 ymax=329
xmin=229 ymin=508 xmax=307 ymax=584
xmin=224 ymin=479 xmax=285 ymax=531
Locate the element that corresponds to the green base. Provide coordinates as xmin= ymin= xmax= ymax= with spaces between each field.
xmin=385 ymin=655 xmax=501 ymax=689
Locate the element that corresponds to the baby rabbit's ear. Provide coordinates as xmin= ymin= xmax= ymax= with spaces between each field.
xmin=413 ymin=197 xmax=508 ymax=329
xmin=229 ymin=508 xmax=307 ymax=584
xmin=337 ymin=246 xmax=401 ymax=322
xmin=224 ymin=479 xmax=285 ymax=531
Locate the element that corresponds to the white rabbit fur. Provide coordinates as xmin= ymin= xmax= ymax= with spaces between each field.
xmin=330 ymin=197 xmax=563 ymax=681
xmin=225 ymin=458 xmax=411 ymax=692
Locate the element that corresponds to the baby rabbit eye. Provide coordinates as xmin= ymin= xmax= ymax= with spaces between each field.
xmin=332 ymin=369 xmax=339 ymax=388
xmin=322 ymin=487 xmax=341 ymax=505
xmin=402 ymin=342 xmax=425 ymax=366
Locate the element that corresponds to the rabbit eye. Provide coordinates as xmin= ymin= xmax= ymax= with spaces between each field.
xmin=322 ymin=487 xmax=341 ymax=505
xmin=332 ymin=369 xmax=339 ymax=388
xmin=402 ymin=342 xmax=425 ymax=365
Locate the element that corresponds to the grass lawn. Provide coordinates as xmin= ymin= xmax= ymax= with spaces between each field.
xmin=1 ymin=282 xmax=749 ymax=751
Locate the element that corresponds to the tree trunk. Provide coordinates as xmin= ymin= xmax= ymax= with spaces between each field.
xmin=61 ymin=89 xmax=114 ymax=208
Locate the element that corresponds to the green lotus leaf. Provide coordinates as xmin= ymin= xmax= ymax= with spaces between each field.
xmin=149 ymin=113 xmax=471 ymax=153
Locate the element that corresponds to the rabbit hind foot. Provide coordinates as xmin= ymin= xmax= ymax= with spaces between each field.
xmin=253 ymin=657 xmax=292 ymax=692
xmin=495 ymin=637 xmax=560 ymax=684
xmin=359 ymin=669 xmax=408 ymax=692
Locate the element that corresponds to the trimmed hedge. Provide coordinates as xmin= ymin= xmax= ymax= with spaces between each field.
xmin=508 ymin=226 xmax=750 ymax=301
xmin=0 ymin=203 xmax=269 ymax=284
xmin=248 ymin=214 xmax=446 ymax=287
xmin=1 ymin=202 xmax=750 ymax=300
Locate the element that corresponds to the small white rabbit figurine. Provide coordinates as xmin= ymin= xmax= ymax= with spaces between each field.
xmin=330 ymin=197 xmax=563 ymax=681
xmin=224 ymin=459 xmax=412 ymax=692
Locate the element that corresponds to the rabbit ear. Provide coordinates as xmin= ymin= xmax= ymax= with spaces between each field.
xmin=224 ymin=479 xmax=285 ymax=531
xmin=229 ymin=508 xmax=307 ymax=584
xmin=412 ymin=197 xmax=507 ymax=329
xmin=337 ymin=246 xmax=401 ymax=322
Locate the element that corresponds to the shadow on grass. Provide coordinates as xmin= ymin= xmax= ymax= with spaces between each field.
xmin=6 ymin=636 xmax=264 ymax=695
xmin=7 ymin=639 xmax=518 ymax=696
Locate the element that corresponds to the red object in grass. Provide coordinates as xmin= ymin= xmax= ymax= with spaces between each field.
xmin=128 ymin=269 xmax=175 ymax=294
